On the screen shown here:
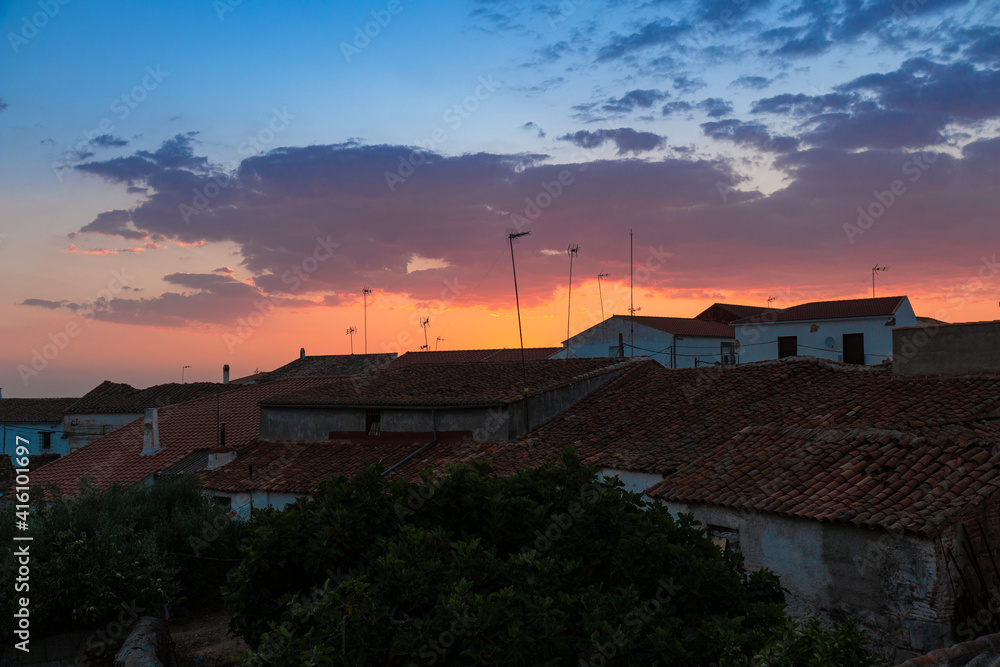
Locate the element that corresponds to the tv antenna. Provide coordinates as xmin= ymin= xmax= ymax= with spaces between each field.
xmin=872 ymin=264 xmax=889 ymax=298
xmin=597 ymin=273 xmax=610 ymax=321
xmin=362 ymin=287 xmax=373 ymax=354
xmin=767 ymin=296 xmax=776 ymax=308
xmin=507 ymin=231 xmax=531 ymax=433
xmin=435 ymin=336 xmax=445 ymax=351
xmin=181 ymin=365 xmax=191 ymax=383
xmin=346 ymin=326 xmax=357 ymax=355
xmin=566 ymin=244 xmax=580 ymax=344
xmin=628 ymin=305 xmax=641 ymax=315
xmin=419 ymin=317 xmax=431 ymax=351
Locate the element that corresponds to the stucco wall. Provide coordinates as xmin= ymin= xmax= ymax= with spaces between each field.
xmin=62 ymin=413 xmax=140 ymax=452
xmin=663 ymin=502 xmax=950 ymax=660
xmin=2 ymin=421 xmax=69 ymax=460
xmin=558 ymin=318 xmax=734 ymax=368
xmin=735 ymin=299 xmax=917 ymax=364
xmin=894 ymin=321 xmax=1000 ymax=375
xmin=215 ymin=490 xmax=302 ymax=518
xmin=260 ymin=365 xmax=630 ymax=443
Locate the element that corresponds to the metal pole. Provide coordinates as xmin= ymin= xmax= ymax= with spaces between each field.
xmin=630 ymin=229 xmax=634 ymax=358
xmin=598 ymin=273 xmax=609 ymax=321
xmin=509 ymin=232 xmax=531 ymax=434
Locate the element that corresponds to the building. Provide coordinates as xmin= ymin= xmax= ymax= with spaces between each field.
xmin=0 ymin=395 xmax=78 ymax=461
xmin=30 ymin=377 xmax=339 ymax=496
xmin=440 ymin=357 xmax=1000 ymax=660
xmin=61 ymin=381 xmax=236 ymax=453
xmin=381 ymin=347 xmax=561 ymax=370
xmin=732 ymin=295 xmax=919 ymax=364
xmin=253 ymin=349 xmax=397 ymax=380
xmin=257 ymin=357 xmax=640 ymax=443
xmin=894 ymin=320 xmax=1000 ymax=376
xmin=556 ymin=314 xmax=744 ymax=367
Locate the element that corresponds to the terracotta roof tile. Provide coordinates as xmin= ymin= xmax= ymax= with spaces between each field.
xmin=731 ymin=296 xmax=906 ymax=324
xmin=0 ymin=397 xmax=78 ymax=423
xmin=381 ymin=348 xmax=561 ymax=369
xmin=29 ymin=377 xmax=340 ymax=495
xmin=65 ymin=380 xmax=237 ymax=414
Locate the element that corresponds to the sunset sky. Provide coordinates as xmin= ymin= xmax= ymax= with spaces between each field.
xmin=1 ymin=0 xmax=998 ymax=396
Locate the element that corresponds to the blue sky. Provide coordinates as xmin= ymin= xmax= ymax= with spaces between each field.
xmin=1 ymin=0 xmax=999 ymax=395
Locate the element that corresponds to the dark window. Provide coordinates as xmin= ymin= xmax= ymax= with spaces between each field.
xmin=843 ymin=333 xmax=865 ymax=365
xmin=721 ymin=342 xmax=736 ymax=365
xmin=365 ymin=410 xmax=381 ymax=436
xmin=214 ymin=496 xmax=232 ymax=511
xmin=707 ymin=525 xmax=741 ymax=553
xmin=778 ymin=336 xmax=798 ymax=358
xmin=41 ymin=432 xmax=52 ymax=450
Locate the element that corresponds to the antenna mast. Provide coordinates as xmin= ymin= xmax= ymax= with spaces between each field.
xmin=629 ymin=229 xmax=634 ymax=358
xmin=346 ymin=326 xmax=357 ymax=355
xmin=872 ymin=264 xmax=889 ymax=298
xmin=597 ymin=273 xmax=610 ymax=321
xmin=419 ymin=317 xmax=431 ymax=351
xmin=508 ymin=231 xmax=531 ymax=433
xmin=362 ymin=287 xmax=372 ymax=354
xmin=566 ymin=244 xmax=580 ymax=350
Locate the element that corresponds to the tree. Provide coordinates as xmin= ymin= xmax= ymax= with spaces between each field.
xmin=227 ymin=450 xmax=876 ymax=666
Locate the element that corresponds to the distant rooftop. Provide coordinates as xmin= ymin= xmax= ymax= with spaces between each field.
xmin=263 ymin=357 xmax=639 ymax=407
xmin=731 ymin=296 xmax=908 ymax=324
xmin=64 ymin=381 xmax=237 ymax=415
xmin=0 ymin=397 xmax=79 ymax=423
xmin=261 ymin=352 xmax=396 ymax=381
xmin=382 ymin=348 xmax=560 ymax=370
xmin=614 ymin=314 xmax=736 ymax=338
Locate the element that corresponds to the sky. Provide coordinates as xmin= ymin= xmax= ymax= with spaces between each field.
xmin=1 ymin=0 xmax=998 ymax=397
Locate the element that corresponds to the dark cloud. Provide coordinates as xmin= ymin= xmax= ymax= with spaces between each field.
xmin=602 ymin=89 xmax=670 ymax=113
xmin=661 ymin=101 xmax=694 ymax=117
xmin=801 ymin=109 xmax=948 ymax=150
xmin=701 ymin=119 xmax=800 ymax=153
xmin=841 ymin=58 xmax=1000 ymax=123
xmin=672 ymin=75 xmax=706 ymax=95
xmin=558 ymin=128 xmax=667 ymax=154
xmin=20 ymin=298 xmax=78 ymax=310
xmin=597 ymin=19 xmax=692 ymax=61
xmin=520 ymin=122 xmax=546 ymax=138
xmin=696 ymin=98 xmax=735 ymax=118
xmin=75 ymin=133 xmax=209 ymax=185
xmin=751 ymin=92 xmax=855 ymax=116
xmin=89 ymin=134 xmax=129 ymax=149
xmin=75 ymin=209 xmax=150 ymax=240
xmin=730 ymin=75 xmax=773 ymax=90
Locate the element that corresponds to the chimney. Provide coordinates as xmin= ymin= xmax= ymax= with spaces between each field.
xmin=141 ymin=408 xmax=161 ymax=456
xmin=0 ymin=387 xmax=3 ymax=399
xmin=223 ymin=364 xmax=230 ymax=384
xmin=300 ymin=347 xmax=306 ymax=360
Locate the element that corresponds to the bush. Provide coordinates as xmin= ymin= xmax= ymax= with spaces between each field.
xmin=226 ymin=450 xmax=877 ymax=665
xmin=0 ymin=474 xmax=248 ymax=641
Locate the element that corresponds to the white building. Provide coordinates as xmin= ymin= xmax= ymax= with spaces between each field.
xmin=558 ymin=312 xmax=747 ymax=368
xmin=732 ymin=296 xmax=919 ymax=365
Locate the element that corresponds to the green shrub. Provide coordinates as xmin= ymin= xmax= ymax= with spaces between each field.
xmin=227 ymin=450 xmax=875 ymax=665
xmin=0 ymin=474 xmax=248 ymax=641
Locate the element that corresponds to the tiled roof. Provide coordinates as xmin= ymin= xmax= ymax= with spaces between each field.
xmin=262 ymin=353 xmax=396 ymax=380
xmin=694 ymin=303 xmax=771 ymax=323
xmin=29 ymin=377 xmax=340 ymax=495
xmin=64 ymin=380 xmax=237 ymax=415
xmin=382 ymin=348 xmax=561 ymax=369
xmin=731 ymin=296 xmax=907 ymax=324
xmin=201 ymin=432 xmax=475 ymax=494
xmin=615 ymin=315 xmax=735 ymax=337
xmin=437 ymin=358 xmax=1000 ymax=535
xmin=0 ymin=397 xmax=79 ymax=423
xmin=893 ymin=633 xmax=1000 ymax=666
xmin=263 ymin=358 xmax=637 ymax=407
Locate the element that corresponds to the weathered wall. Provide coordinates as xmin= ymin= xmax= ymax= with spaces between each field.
xmin=556 ymin=317 xmax=734 ymax=368
xmin=663 ymin=502 xmax=950 ymax=660
xmin=736 ymin=299 xmax=917 ymax=365
xmin=62 ymin=413 xmax=139 ymax=452
xmin=2 ymin=421 xmax=70 ymax=461
xmin=894 ymin=321 xmax=1000 ymax=375
xmin=260 ymin=365 xmax=630 ymax=443
xmin=216 ymin=490 xmax=302 ymax=518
